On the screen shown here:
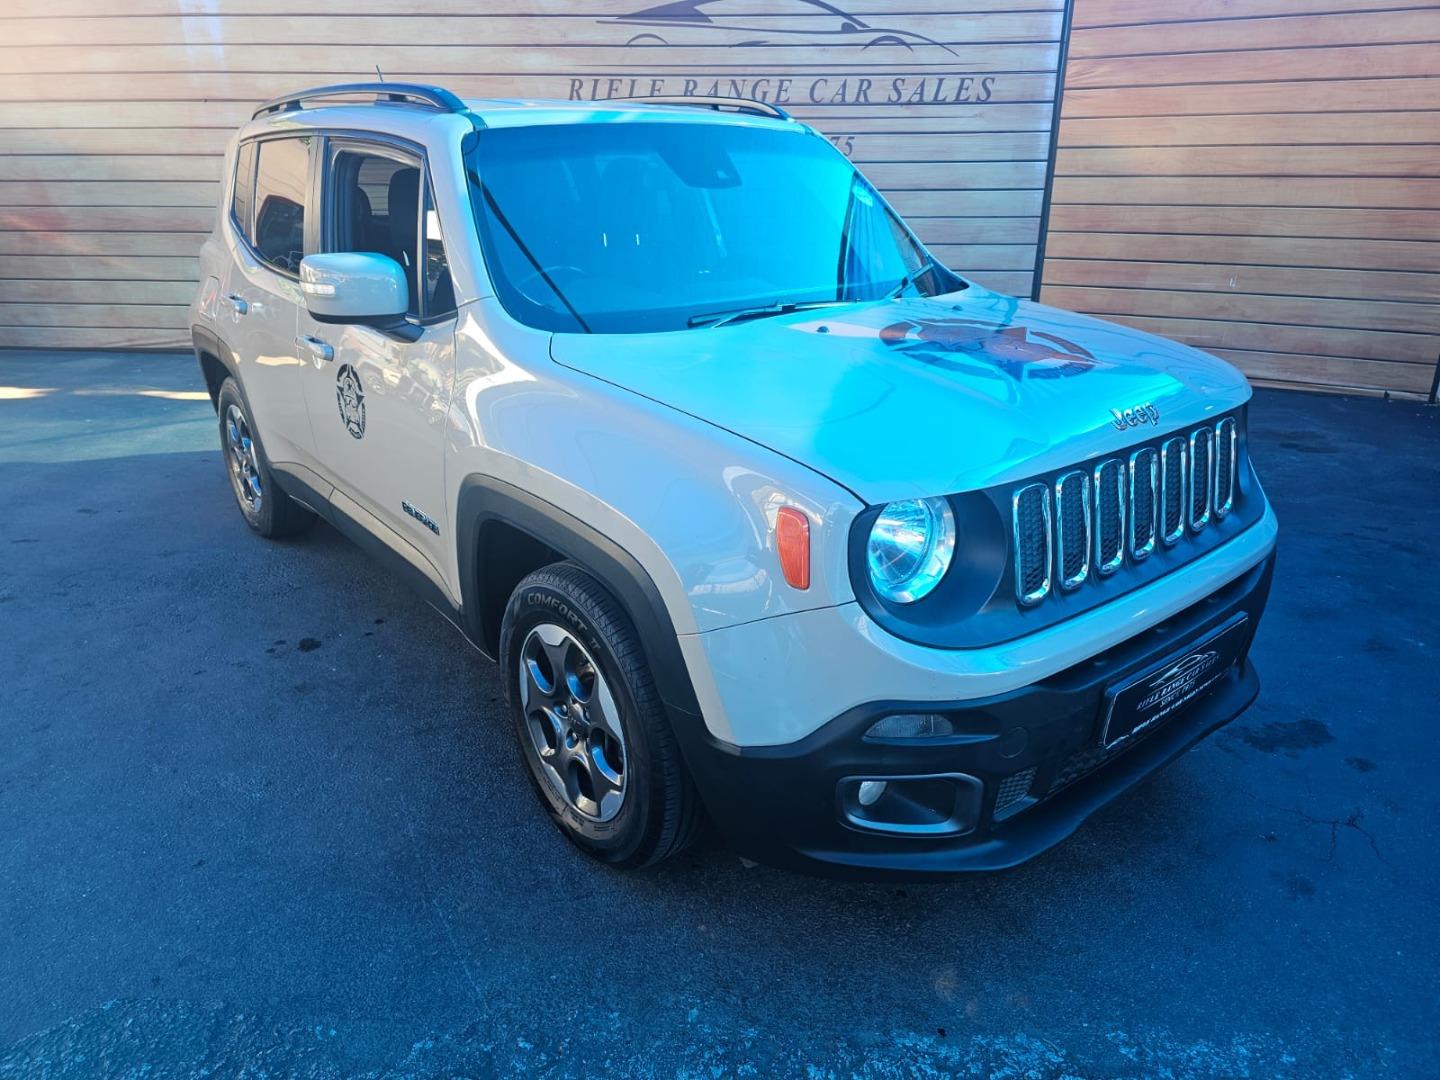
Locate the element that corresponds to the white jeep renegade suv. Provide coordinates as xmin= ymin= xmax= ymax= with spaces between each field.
xmin=190 ymin=83 xmax=1278 ymax=878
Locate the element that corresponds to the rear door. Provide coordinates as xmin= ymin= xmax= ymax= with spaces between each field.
xmin=219 ymin=133 xmax=317 ymax=465
xmin=295 ymin=134 xmax=457 ymax=594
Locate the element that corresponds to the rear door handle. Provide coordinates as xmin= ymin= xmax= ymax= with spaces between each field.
xmin=223 ymin=293 xmax=249 ymax=315
xmin=296 ymin=335 xmax=334 ymax=363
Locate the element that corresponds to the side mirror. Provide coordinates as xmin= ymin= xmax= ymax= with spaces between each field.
xmin=299 ymin=252 xmax=408 ymax=324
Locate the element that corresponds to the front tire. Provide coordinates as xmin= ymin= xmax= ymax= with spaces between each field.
xmin=500 ymin=562 xmax=702 ymax=868
xmin=216 ymin=377 xmax=314 ymax=539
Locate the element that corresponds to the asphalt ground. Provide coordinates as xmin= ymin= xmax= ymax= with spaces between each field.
xmin=1 ymin=350 xmax=1437 ymax=1079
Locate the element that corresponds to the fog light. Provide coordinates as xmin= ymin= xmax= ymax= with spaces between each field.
xmin=839 ymin=774 xmax=983 ymax=838
xmin=865 ymin=713 xmax=954 ymax=740
xmin=857 ymin=780 xmax=887 ymax=806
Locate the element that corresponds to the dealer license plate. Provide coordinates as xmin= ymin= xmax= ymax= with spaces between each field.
xmin=1100 ymin=616 xmax=1249 ymax=750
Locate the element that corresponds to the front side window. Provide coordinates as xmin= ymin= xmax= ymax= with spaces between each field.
xmin=466 ymin=121 xmax=952 ymax=334
xmin=231 ymin=140 xmax=256 ymax=241
xmin=329 ymin=146 xmax=454 ymax=319
xmin=253 ymin=136 xmax=310 ymax=273
xmin=422 ymin=183 xmax=455 ymax=317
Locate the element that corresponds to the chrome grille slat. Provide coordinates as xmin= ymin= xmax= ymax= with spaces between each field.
xmin=1011 ymin=415 xmax=1243 ymax=607
xmin=1189 ymin=426 xmax=1213 ymax=532
xmin=1129 ymin=447 xmax=1158 ymax=560
xmin=1053 ymin=470 xmax=1091 ymax=591
xmin=1012 ymin=483 xmax=1052 ymax=607
xmin=1159 ymin=436 xmax=1186 ymax=545
xmin=1213 ymin=417 xmax=1237 ymax=518
xmin=1093 ymin=458 xmax=1125 ymax=576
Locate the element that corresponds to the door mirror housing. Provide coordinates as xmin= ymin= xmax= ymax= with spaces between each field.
xmin=299 ymin=253 xmax=408 ymax=325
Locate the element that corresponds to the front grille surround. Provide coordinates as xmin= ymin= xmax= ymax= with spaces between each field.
xmin=1010 ymin=415 xmax=1244 ymax=608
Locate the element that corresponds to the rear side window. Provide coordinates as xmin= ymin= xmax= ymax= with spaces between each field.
xmin=253 ymin=136 xmax=310 ymax=273
xmin=231 ymin=141 xmax=256 ymax=240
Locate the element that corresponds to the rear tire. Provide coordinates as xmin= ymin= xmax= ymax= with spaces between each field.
xmin=500 ymin=562 xmax=702 ymax=868
xmin=216 ymin=377 xmax=314 ymax=539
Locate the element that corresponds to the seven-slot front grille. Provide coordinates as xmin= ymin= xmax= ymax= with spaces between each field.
xmin=1012 ymin=417 xmax=1240 ymax=607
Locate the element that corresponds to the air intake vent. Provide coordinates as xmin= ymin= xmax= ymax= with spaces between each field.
xmin=993 ymin=767 xmax=1037 ymax=819
xmin=1129 ymin=447 xmax=1157 ymax=560
xmin=1160 ymin=436 xmax=1186 ymax=545
xmin=1189 ymin=426 xmax=1213 ymax=531
xmin=1012 ymin=483 xmax=1052 ymax=607
xmin=1214 ymin=417 xmax=1237 ymax=518
xmin=1054 ymin=471 xmax=1091 ymax=591
xmin=1093 ymin=458 xmax=1125 ymax=576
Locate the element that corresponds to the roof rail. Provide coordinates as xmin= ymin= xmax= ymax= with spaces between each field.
xmin=632 ymin=95 xmax=791 ymax=122
xmin=252 ymin=82 xmax=472 ymax=121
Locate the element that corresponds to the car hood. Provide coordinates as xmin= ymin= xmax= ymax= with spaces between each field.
xmin=549 ymin=285 xmax=1252 ymax=504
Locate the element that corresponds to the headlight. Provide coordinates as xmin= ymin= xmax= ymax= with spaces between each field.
xmin=865 ymin=496 xmax=955 ymax=603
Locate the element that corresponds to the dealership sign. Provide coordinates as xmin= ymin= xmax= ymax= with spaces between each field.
xmin=566 ymin=74 xmax=997 ymax=106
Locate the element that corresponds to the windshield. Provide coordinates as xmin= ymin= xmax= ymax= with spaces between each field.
xmin=466 ymin=121 xmax=958 ymax=334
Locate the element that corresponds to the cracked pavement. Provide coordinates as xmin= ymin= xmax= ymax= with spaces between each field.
xmin=1 ymin=351 xmax=1437 ymax=1078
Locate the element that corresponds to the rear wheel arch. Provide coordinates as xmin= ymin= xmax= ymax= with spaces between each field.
xmin=192 ymin=326 xmax=237 ymax=412
xmin=454 ymin=475 xmax=705 ymax=733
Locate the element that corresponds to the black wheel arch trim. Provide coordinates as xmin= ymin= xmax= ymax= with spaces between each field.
xmin=454 ymin=474 xmax=706 ymax=732
xmin=192 ymin=325 xmax=237 ymax=411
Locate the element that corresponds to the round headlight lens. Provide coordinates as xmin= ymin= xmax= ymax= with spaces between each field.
xmin=865 ymin=497 xmax=956 ymax=603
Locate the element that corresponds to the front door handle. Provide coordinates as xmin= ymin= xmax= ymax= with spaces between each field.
xmin=223 ymin=293 xmax=249 ymax=315
xmin=296 ymin=335 xmax=334 ymax=363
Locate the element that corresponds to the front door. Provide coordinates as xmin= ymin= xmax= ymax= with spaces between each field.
xmin=297 ymin=137 xmax=458 ymax=596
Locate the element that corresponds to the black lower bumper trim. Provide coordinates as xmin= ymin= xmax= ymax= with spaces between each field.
xmin=678 ymin=553 xmax=1274 ymax=880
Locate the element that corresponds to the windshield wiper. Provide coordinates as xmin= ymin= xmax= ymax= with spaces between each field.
xmin=886 ymin=260 xmax=934 ymax=300
xmin=687 ymin=299 xmax=849 ymax=330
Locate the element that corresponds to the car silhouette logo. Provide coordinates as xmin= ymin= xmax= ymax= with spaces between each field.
xmin=601 ymin=0 xmax=957 ymax=54
xmin=1147 ymin=651 xmax=1218 ymax=690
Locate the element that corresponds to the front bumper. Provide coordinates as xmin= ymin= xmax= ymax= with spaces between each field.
xmin=679 ymin=552 xmax=1274 ymax=879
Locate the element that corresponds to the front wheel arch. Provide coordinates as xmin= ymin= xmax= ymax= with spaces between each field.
xmin=454 ymin=476 xmax=705 ymax=736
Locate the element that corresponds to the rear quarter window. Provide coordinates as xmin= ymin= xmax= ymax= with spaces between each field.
xmin=230 ymin=141 xmax=256 ymax=241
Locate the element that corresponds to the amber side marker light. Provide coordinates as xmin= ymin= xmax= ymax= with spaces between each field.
xmin=776 ymin=506 xmax=811 ymax=590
